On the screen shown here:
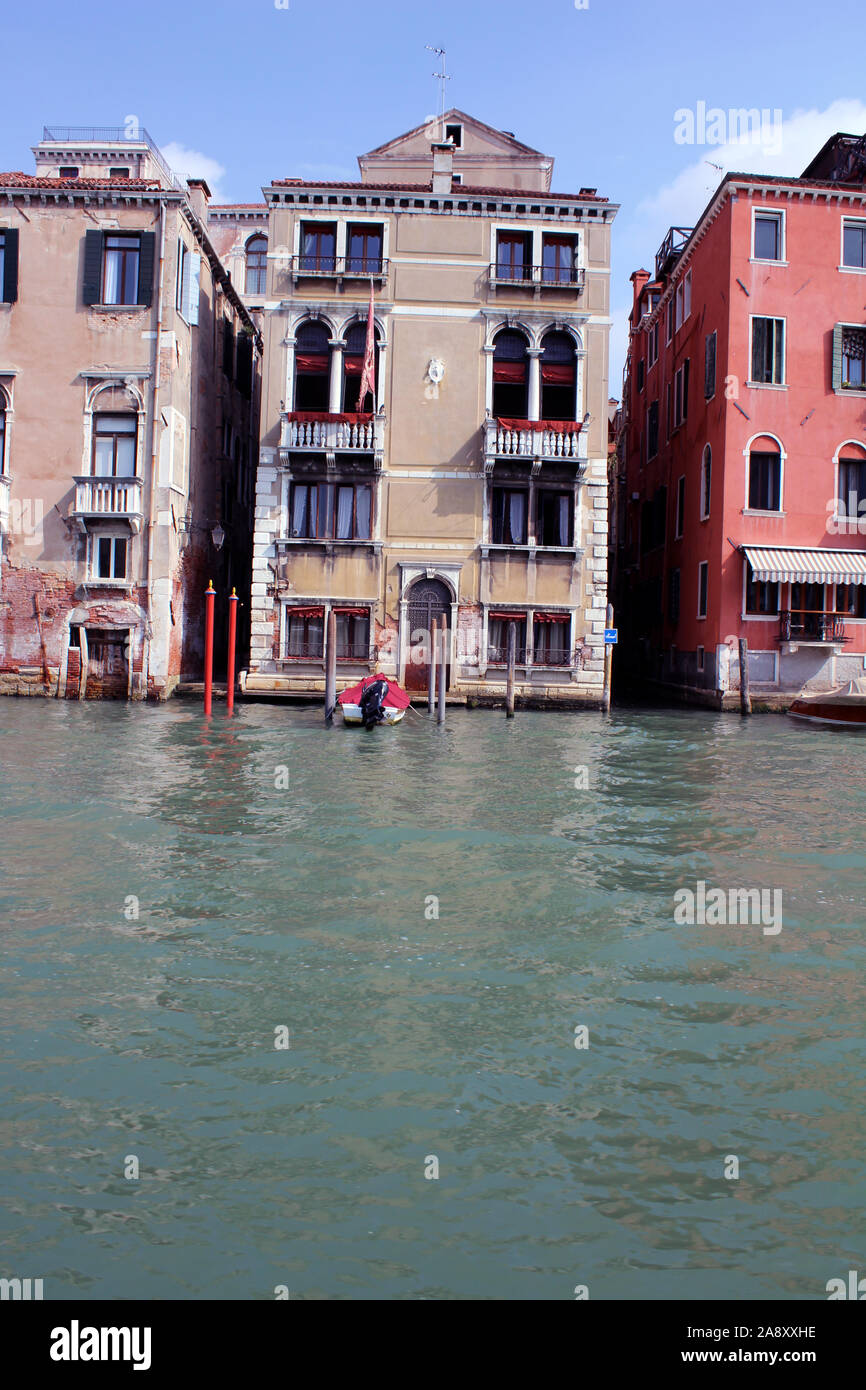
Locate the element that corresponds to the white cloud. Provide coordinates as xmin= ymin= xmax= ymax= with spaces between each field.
xmin=637 ymin=98 xmax=866 ymax=230
xmin=160 ymin=141 xmax=227 ymax=202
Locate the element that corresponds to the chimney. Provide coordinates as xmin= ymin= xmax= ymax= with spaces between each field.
xmin=630 ymin=268 xmax=651 ymax=320
xmin=431 ymin=141 xmax=453 ymax=194
xmin=186 ymin=177 xmax=211 ymax=224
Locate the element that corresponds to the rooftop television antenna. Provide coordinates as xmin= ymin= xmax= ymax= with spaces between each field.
xmin=425 ymin=45 xmax=451 ymax=140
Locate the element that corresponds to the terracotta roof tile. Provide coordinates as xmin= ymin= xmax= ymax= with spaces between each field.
xmin=0 ymin=172 xmax=163 ymax=190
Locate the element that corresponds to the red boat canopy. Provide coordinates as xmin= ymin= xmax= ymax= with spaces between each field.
xmin=337 ymin=674 xmax=411 ymax=709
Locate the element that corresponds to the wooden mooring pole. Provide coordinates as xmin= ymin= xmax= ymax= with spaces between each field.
xmin=437 ymin=617 xmax=446 ymax=725
xmin=325 ymin=609 xmax=337 ymax=725
xmin=602 ymin=602 xmax=614 ymax=713
xmin=739 ymin=637 xmax=752 ymax=716
xmin=203 ymin=581 xmax=215 ymax=716
xmin=427 ymin=618 xmax=436 ymax=714
xmin=505 ymin=620 xmax=516 ymax=718
xmin=226 ymin=588 xmax=238 ymax=716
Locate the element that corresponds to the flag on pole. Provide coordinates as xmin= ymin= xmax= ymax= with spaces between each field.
xmin=357 ymin=279 xmax=376 ymax=412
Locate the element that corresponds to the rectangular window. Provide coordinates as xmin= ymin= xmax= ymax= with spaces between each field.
xmin=102 ymin=234 xmax=141 ymax=305
xmin=299 ymin=222 xmax=337 ymax=273
xmin=666 ymin=298 xmax=675 ymax=343
xmin=59 ymin=165 xmax=79 ymax=178
xmin=648 ymin=321 xmax=659 ymax=367
xmin=840 ymin=327 xmax=866 ymax=389
xmin=335 ymin=609 xmax=370 ymax=659
xmin=495 ymin=231 xmax=532 ymax=282
xmin=836 ymin=583 xmax=866 ymax=619
xmin=697 ymin=561 xmax=708 ymax=619
xmin=754 ymin=210 xmax=783 ymax=261
xmin=93 ymin=415 xmax=137 ymax=477
xmin=745 ymin=560 xmax=780 ymax=615
xmin=748 ymin=451 xmax=782 ymax=511
xmin=665 ymin=383 xmax=672 ymax=440
xmin=286 ymin=608 xmax=324 ymax=659
xmin=532 ymin=615 xmax=570 ymax=665
xmin=838 ymin=457 xmax=866 ymax=521
xmin=491 ymin=487 xmax=528 ymax=544
xmin=647 ymin=400 xmax=659 ymax=459
xmin=177 ymin=240 xmax=189 ymax=315
xmin=696 ymin=645 xmax=705 ymax=672
xmin=346 ymin=224 xmax=383 ymax=275
xmin=790 ymin=582 xmax=828 ymax=639
xmin=94 ymin=535 xmax=128 ymax=580
xmin=705 ymin=330 xmax=716 ymax=398
xmin=541 ymin=234 xmax=579 ymax=285
xmin=289 ymin=481 xmax=372 ymax=540
xmin=751 ymin=317 xmax=785 ymax=384
xmin=669 ymin=567 xmax=681 ymax=624
xmin=636 ymin=359 xmax=645 ymax=393
xmin=675 ymin=475 xmax=685 ymax=538
xmin=536 ymin=490 xmax=573 ymax=547
xmin=445 ymin=123 xmax=463 ymax=147
xmin=674 ymin=360 xmax=689 ymax=427
xmin=842 ymin=220 xmax=866 ymax=269
xmin=487 ymin=614 xmax=527 ymax=665
xmin=675 ymin=269 xmax=691 ymax=330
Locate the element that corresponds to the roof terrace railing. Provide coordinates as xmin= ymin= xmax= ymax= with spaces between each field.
xmin=41 ymin=126 xmax=183 ymax=191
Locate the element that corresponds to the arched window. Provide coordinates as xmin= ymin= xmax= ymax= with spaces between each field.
xmin=245 ymin=235 xmax=268 ymax=296
xmin=540 ymin=330 xmax=576 ymax=422
xmin=342 ymin=320 xmax=380 ymax=413
xmin=294 ymin=321 xmax=331 ymax=412
xmin=747 ymin=437 xmax=782 ymax=512
xmin=492 ymin=329 xmax=529 ymax=419
xmin=700 ymin=444 xmax=711 ymax=520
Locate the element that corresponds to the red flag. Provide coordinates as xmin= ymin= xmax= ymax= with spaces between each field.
xmin=357 ymin=280 xmax=376 ymax=412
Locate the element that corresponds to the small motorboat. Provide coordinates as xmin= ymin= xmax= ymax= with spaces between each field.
xmin=788 ymin=676 xmax=866 ymax=727
xmin=338 ymin=674 xmax=410 ymax=728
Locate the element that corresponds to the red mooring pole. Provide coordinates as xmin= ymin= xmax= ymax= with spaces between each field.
xmin=203 ymin=580 xmax=215 ymax=716
xmin=226 ymin=587 xmax=238 ymax=716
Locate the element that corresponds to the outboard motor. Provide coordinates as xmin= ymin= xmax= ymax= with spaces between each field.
xmin=359 ymin=678 xmax=389 ymax=729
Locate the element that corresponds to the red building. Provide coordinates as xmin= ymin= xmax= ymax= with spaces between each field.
xmin=613 ymin=132 xmax=866 ymax=704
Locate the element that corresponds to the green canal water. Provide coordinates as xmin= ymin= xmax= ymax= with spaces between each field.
xmin=0 ymin=700 xmax=863 ymax=1301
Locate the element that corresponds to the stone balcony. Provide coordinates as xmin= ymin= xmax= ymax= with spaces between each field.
xmin=483 ymin=417 xmax=587 ymax=472
xmin=71 ymin=476 xmax=144 ymax=532
xmin=279 ymin=411 xmax=385 ymax=469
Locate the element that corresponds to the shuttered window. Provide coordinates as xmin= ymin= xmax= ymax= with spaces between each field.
xmin=0 ymin=229 xmax=19 ymax=303
xmin=704 ymin=330 xmax=716 ymax=398
xmin=83 ymin=229 xmax=154 ymax=306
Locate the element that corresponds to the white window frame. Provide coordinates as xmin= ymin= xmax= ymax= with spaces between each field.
xmin=675 ymin=473 xmax=685 ymax=537
xmin=748 ymin=314 xmax=787 ymax=388
xmin=291 ymin=214 xmax=390 ymax=273
xmin=743 ymin=435 xmax=785 ymax=515
xmin=741 ymin=557 xmax=781 ymax=621
xmin=840 ymin=216 xmax=866 ymax=274
xmin=89 ymin=530 xmax=131 ymax=584
xmin=699 ymin=446 xmax=711 ymax=520
xmin=675 ymin=268 xmax=692 ymax=331
xmin=697 ymin=560 xmax=708 ymax=619
xmin=647 ymin=321 xmax=659 ymax=367
xmin=673 ymin=361 xmax=689 ymax=429
xmin=751 ymin=207 xmax=786 ymax=264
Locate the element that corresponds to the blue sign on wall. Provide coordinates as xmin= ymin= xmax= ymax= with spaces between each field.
xmin=604 ymin=629 xmax=618 ymax=644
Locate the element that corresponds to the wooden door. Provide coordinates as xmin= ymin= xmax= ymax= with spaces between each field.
xmin=405 ymin=578 xmax=450 ymax=692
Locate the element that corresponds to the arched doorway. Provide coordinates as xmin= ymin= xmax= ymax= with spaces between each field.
xmin=405 ymin=577 xmax=451 ymax=692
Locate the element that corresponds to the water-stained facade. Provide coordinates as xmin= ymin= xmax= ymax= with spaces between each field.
xmin=243 ymin=111 xmax=617 ymax=706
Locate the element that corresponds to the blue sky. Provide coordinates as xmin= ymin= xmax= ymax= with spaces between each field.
xmin=3 ymin=0 xmax=865 ymax=386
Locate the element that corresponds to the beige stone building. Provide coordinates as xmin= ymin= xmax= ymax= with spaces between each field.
xmin=0 ymin=127 xmax=261 ymax=698
xmin=242 ymin=111 xmax=617 ymax=706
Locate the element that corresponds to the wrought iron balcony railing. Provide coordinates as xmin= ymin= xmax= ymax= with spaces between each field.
xmin=779 ymin=610 xmax=850 ymax=643
xmin=489 ymin=263 xmax=585 ymax=291
xmin=290 ymin=255 xmax=389 ymax=280
xmin=655 ymin=226 xmax=693 ymax=280
xmin=72 ymin=476 xmax=144 ymax=525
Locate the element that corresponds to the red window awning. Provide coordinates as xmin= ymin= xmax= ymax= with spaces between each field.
xmin=541 ymin=362 xmax=575 ymax=384
xmin=496 ymin=417 xmax=582 ymax=433
xmin=493 ymin=361 xmax=527 ymax=383
xmin=288 ymin=606 xmax=324 ymax=619
xmin=488 ymin=611 xmax=526 ymax=621
xmin=296 ymin=353 xmax=329 ymax=373
xmin=343 ymin=355 xmax=364 ymax=376
xmin=533 ymin=612 xmax=570 ymax=623
xmin=334 ymin=607 xmax=369 ymax=618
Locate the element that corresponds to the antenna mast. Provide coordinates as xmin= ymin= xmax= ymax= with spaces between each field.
xmin=425 ymin=46 xmax=451 ymax=141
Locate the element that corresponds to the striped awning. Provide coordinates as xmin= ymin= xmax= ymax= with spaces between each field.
xmin=742 ymin=546 xmax=866 ymax=584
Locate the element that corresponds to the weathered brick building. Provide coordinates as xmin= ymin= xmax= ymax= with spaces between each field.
xmin=0 ymin=128 xmax=261 ymax=698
